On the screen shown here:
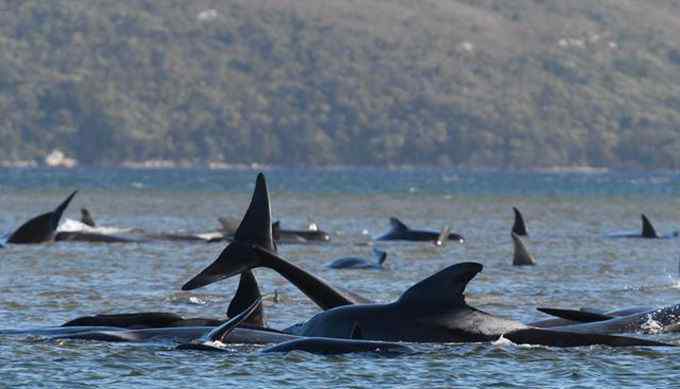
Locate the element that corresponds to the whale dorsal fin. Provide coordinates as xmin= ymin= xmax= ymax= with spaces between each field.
xmin=372 ymin=249 xmax=388 ymax=266
xmin=397 ymin=262 xmax=483 ymax=309
xmin=641 ymin=214 xmax=659 ymax=238
xmin=8 ymin=190 xmax=77 ymax=244
xmin=537 ymin=307 xmax=613 ymax=323
xmin=206 ymin=297 xmax=262 ymax=342
xmin=350 ymin=322 xmax=363 ymax=339
xmin=233 ymin=173 xmax=275 ymax=251
xmin=512 ymin=207 xmax=528 ymax=236
xmin=512 ymin=232 xmax=536 ymax=266
xmin=226 ymin=270 xmax=264 ymax=327
xmin=80 ymin=208 xmax=96 ymax=227
xmin=389 ymin=217 xmax=409 ymax=232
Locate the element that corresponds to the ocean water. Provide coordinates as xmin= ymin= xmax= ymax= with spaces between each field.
xmin=1 ymin=167 xmax=680 ymax=388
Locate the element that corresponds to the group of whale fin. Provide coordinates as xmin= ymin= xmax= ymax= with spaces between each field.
xmin=6 ymin=172 xmax=680 ymax=355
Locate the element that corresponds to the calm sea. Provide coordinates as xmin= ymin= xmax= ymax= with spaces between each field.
xmin=1 ymin=168 xmax=680 ymax=388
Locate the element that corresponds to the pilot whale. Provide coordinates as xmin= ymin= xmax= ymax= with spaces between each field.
xmin=178 ymin=299 xmax=414 ymax=355
xmin=62 ymin=269 xmax=264 ymax=329
xmin=534 ymin=303 xmax=680 ymax=334
xmin=7 ymin=190 xmax=77 ymax=244
xmin=327 ymin=249 xmax=387 ymax=269
xmin=272 ymin=221 xmax=331 ymax=243
xmin=608 ymin=214 xmax=678 ymax=239
xmin=376 ymin=217 xmax=464 ymax=243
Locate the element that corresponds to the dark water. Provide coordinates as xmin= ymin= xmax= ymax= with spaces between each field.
xmin=2 ymin=168 xmax=680 ymax=388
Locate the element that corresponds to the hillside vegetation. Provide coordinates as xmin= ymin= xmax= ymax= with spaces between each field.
xmin=1 ymin=0 xmax=680 ymax=168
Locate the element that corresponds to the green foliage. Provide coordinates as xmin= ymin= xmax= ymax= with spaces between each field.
xmin=1 ymin=0 xmax=679 ymax=168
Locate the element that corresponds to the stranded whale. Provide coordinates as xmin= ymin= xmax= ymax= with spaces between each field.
xmin=376 ymin=217 xmax=464 ymax=243
xmin=608 ymin=214 xmax=678 ymax=239
xmin=327 ymin=249 xmax=387 ymax=269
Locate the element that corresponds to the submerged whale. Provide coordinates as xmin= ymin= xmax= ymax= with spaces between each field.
xmin=327 ymin=249 xmax=387 ymax=269
xmin=512 ymin=232 xmax=536 ymax=266
xmin=7 ymin=190 xmax=77 ymax=244
xmin=182 ymin=174 xmax=669 ymax=348
xmin=512 ymin=207 xmax=528 ymax=236
xmin=376 ymin=218 xmax=464 ymax=243
xmin=273 ymin=221 xmax=331 ymax=243
xmin=178 ymin=299 xmax=414 ymax=355
xmin=608 ymin=214 xmax=678 ymax=239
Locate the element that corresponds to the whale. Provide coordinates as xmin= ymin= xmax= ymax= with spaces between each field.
xmin=272 ymin=221 xmax=331 ymax=243
xmin=62 ymin=269 xmax=264 ymax=329
xmin=290 ymin=261 xmax=670 ymax=347
xmin=376 ymin=217 xmax=464 ymax=243
xmin=534 ymin=304 xmax=680 ymax=334
xmin=512 ymin=207 xmax=528 ymax=236
xmin=7 ymin=190 xmax=77 ymax=244
xmin=327 ymin=249 xmax=387 ymax=270
xmin=607 ymin=214 xmax=679 ymax=239
xmin=177 ymin=299 xmax=414 ymax=355
xmin=511 ymin=232 xmax=536 ymax=266
xmin=182 ymin=173 xmax=364 ymax=310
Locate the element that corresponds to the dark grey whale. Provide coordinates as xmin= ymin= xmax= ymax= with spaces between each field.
xmin=536 ymin=304 xmax=680 ymax=334
xmin=512 ymin=232 xmax=536 ymax=266
xmin=376 ymin=218 xmax=464 ymax=243
xmin=177 ymin=298 xmax=414 ymax=355
xmin=272 ymin=221 xmax=331 ymax=243
xmin=7 ymin=190 xmax=77 ymax=244
xmin=294 ymin=262 xmax=670 ymax=347
xmin=607 ymin=214 xmax=679 ymax=239
xmin=512 ymin=207 xmax=528 ymax=237
xmin=182 ymin=173 xmax=363 ymax=310
xmin=327 ymin=249 xmax=387 ymax=269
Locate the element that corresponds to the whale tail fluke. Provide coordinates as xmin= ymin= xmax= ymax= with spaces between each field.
xmin=505 ymin=328 xmax=673 ymax=348
xmin=641 ymin=214 xmax=659 ymax=238
xmin=512 ymin=232 xmax=536 ymax=266
xmin=512 ymin=207 xmax=528 ymax=236
xmin=226 ymin=270 xmax=264 ymax=327
xmin=397 ymin=262 xmax=483 ymax=308
xmin=182 ymin=173 xmax=274 ymax=291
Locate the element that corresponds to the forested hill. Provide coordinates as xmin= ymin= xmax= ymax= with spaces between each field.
xmin=1 ymin=1 xmax=680 ymax=168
